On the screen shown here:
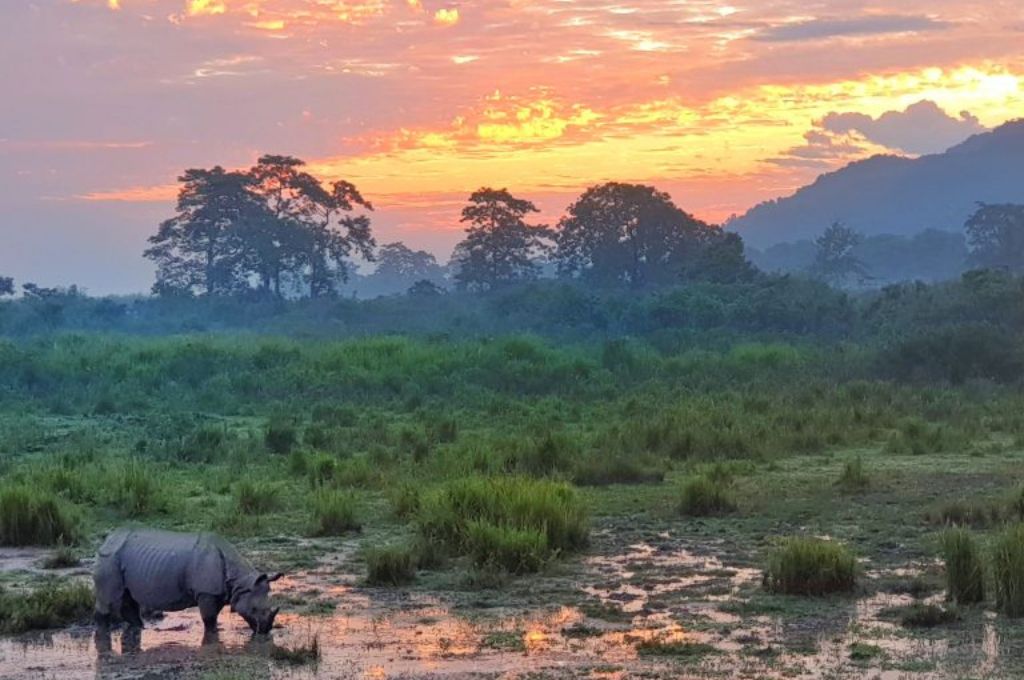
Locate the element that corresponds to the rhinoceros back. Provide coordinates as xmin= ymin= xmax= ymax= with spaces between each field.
xmin=116 ymin=529 xmax=225 ymax=611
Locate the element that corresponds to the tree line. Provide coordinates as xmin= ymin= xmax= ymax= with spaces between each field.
xmin=140 ymin=156 xmax=757 ymax=298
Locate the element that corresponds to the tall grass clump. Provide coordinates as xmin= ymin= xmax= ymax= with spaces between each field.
xmin=111 ymin=459 xmax=165 ymax=517
xmin=234 ymin=478 xmax=281 ymax=516
xmin=835 ymin=456 xmax=869 ymax=492
xmin=573 ymin=453 xmax=666 ymax=487
xmin=310 ymin=490 xmax=361 ymax=536
xmin=764 ymin=537 xmax=857 ymax=595
xmin=0 ymin=486 xmax=78 ymax=546
xmin=417 ymin=476 xmax=588 ymax=573
xmin=0 ymin=581 xmax=93 ymax=633
xmin=992 ymin=524 xmax=1024 ymax=616
xmin=364 ymin=543 xmax=417 ymax=586
xmin=678 ymin=475 xmax=735 ymax=517
xmin=940 ymin=527 xmax=986 ymax=605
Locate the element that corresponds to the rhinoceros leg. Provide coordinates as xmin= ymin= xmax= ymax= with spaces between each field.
xmin=198 ymin=594 xmax=223 ymax=639
xmin=120 ymin=590 xmax=144 ymax=628
xmin=93 ymin=556 xmax=124 ymax=629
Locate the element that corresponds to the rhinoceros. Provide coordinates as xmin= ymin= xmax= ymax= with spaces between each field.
xmin=93 ymin=527 xmax=282 ymax=635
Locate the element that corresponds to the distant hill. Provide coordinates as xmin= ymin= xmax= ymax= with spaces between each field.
xmin=730 ymin=120 xmax=1024 ymax=248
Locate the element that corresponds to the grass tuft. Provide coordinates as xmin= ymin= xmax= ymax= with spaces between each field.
xmin=417 ymin=476 xmax=587 ymax=573
xmin=678 ymin=475 xmax=736 ymax=517
xmin=364 ymin=543 xmax=417 ymax=586
xmin=234 ymin=478 xmax=281 ymax=516
xmin=310 ymin=490 xmax=361 ymax=536
xmin=0 ymin=486 xmax=78 ymax=547
xmin=269 ymin=635 xmax=320 ymax=666
xmin=764 ymin=537 xmax=856 ymax=596
xmin=0 ymin=581 xmax=93 ymax=634
xmin=940 ymin=527 xmax=986 ymax=605
xmin=835 ymin=456 xmax=869 ymax=492
xmin=992 ymin=523 xmax=1024 ymax=617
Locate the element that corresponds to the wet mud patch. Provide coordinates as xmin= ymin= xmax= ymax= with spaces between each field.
xmin=2 ymin=530 xmax=1024 ymax=678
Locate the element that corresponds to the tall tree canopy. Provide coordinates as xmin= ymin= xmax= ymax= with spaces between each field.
xmin=554 ymin=182 xmax=714 ymax=288
xmin=966 ymin=203 xmax=1024 ymax=273
xmin=145 ymin=167 xmax=265 ymax=296
xmin=0 ymin=276 xmax=13 ymax=297
xmin=145 ymin=156 xmax=374 ymax=297
xmin=369 ymin=242 xmax=445 ymax=293
xmin=452 ymin=188 xmax=552 ymax=291
xmin=808 ymin=222 xmax=869 ymax=286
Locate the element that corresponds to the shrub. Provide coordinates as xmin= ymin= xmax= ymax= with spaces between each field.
xmin=764 ymin=537 xmax=856 ymax=595
xmin=992 ymin=524 xmax=1024 ymax=617
xmin=835 ymin=456 xmax=869 ymax=492
xmin=0 ymin=581 xmax=93 ymax=634
xmin=364 ymin=543 xmax=417 ymax=586
xmin=678 ymin=475 xmax=735 ymax=517
xmin=0 ymin=486 xmax=78 ymax=546
xmin=635 ymin=639 xmax=719 ymax=659
xmin=417 ymin=476 xmax=587 ymax=572
xmin=234 ymin=479 xmax=281 ymax=516
xmin=310 ymin=490 xmax=361 ymax=536
xmin=265 ymin=422 xmax=298 ymax=455
xmin=940 ymin=527 xmax=986 ymax=605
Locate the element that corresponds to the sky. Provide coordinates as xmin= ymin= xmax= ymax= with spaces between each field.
xmin=1 ymin=0 xmax=1023 ymax=294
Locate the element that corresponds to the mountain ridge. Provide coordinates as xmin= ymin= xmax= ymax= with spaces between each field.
xmin=730 ymin=119 xmax=1024 ymax=248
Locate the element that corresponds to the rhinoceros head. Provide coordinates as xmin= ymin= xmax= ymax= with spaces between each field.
xmin=232 ymin=572 xmax=283 ymax=634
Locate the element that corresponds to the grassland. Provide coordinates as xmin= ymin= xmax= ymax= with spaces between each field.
xmin=4 ymin=331 xmax=1024 ymax=676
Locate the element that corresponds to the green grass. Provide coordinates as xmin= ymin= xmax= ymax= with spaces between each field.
xmin=992 ymin=523 xmax=1024 ymax=617
xmin=635 ymin=639 xmax=719 ymax=660
xmin=269 ymin=635 xmax=320 ymax=665
xmin=0 ymin=581 xmax=93 ymax=634
xmin=416 ymin=476 xmax=588 ymax=572
xmin=764 ymin=537 xmax=857 ymax=596
xmin=111 ymin=458 xmax=166 ymax=517
xmin=0 ymin=486 xmax=78 ymax=546
xmin=835 ymin=456 xmax=869 ymax=492
xmin=882 ymin=603 xmax=959 ymax=628
xmin=310 ymin=490 xmax=361 ymax=536
xmin=235 ymin=478 xmax=282 ymax=516
xmin=42 ymin=546 xmax=80 ymax=569
xmin=364 ymin=543 xmax=418 ymax=586
xmin=678 ymin=475 xmax=736 ymax=517
xmin=941 ymin=527 xmax=986 ymax=605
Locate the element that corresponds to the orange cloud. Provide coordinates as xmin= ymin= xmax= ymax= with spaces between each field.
xmin=434 ymin=7 xmax=458 ymax=26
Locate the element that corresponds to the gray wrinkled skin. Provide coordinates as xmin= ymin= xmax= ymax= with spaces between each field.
xmin=93 ymin=527 xmax=282 ymax=637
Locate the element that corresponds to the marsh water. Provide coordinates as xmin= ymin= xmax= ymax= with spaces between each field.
xmin=0 ymin=532 xmax=1016 ymax=679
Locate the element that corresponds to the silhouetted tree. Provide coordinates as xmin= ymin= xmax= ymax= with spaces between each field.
xmin=368 ymin=242 xmax=445 ymax=294
xmin=244 ymin=156 xmax=311 ymax=296
xmin=145 ymin=167 xmax=266 ymax=296
xmin=452 ymin=188 xmax=551 ymax=291
xmin=408 ymin=279 xmax=445 ymax=297
xmin=684 ymin=231 xmax=758 ymax=283
xmin=966 ymin=203 xmax=1024 ymax=273
xmin=555 ymin=182 xmax=710 ymax=288
xmin=0 ymin=277 xmax=13 ymax=297
xmin=808 ymin=222 xmax=868 ymax=286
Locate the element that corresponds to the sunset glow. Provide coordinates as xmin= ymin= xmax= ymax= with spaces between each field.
xmin=3 ymin=0 xmax=1024 ymax=292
